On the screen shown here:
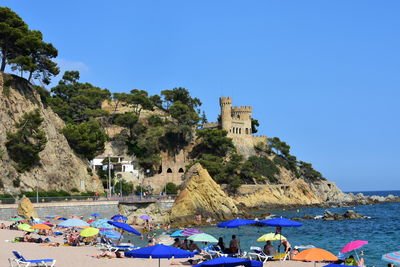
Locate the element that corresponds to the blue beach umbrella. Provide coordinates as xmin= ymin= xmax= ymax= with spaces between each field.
xmin=107 ymin=221 xmax=141 ymax=236
xmin=91 ymin=218 xmax=114 ymax=230
xmin=58 ymin=219 xmax=90 ymax=228
xmin=111 ymin=214 xmax=128 ymax=221
xmin=217 ymin=219 xmax=258 ymax=228
xmin=170 ymin=230 xmax=184 ymax=237
xmin=259 ymin=217 xmax=302 ymax=227
xmin=91 ymin=213 xmax=101 ymax=218
xmin=259 ymin=217 xmax=302 ymax=252
xmin=194 ymin=256 xmax=262 ymax=267
xmin=125 ymin=244 xmax=194 ymax=267
xmin=100 ymin=230 xmax=123 ymax=240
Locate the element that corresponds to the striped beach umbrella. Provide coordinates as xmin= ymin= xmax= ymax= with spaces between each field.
xmin=181 ymin=228 xmax=203 ymax=236
xmin=58 ymin=219 xmax=89 ymax=228
xmin=91 ymin=218 xmax=114 ymax=229
xmin=382 ymin=251 xmax=400 ymax=265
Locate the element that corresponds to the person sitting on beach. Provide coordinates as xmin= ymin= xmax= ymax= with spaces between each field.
xmin=181 ymin=239 xmax=189 ymax=250
xmin=188 ymin=240 xmax=201 ymax=252
xmin=344 ymin=255 xmax=358 ymax=266
xmin=263 ymin=241 xmax=276 ymax=256
xmin=172 ymin=238 xmax=181 ymax=248
xmin=170 ymin=259 xmax=203 ymax=265
xmin=217 ymin=237 xmax=226 ymax=253
xmin=229 ymin=235 xmax=240 ymax=254
xmin=23 ymin=232 xmax=34 ymax=242
xmin=0 ymin=223 xmax=6 ymax=229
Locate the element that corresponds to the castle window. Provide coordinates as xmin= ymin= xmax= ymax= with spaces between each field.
xmin=245 ymin=128 xmax=248 ymax=134
xmin=239 ymin=128 xmax=241 ymax=134
xmin=178 ymin=168 xmax=184 ymax=173
xmin=167 ymin=168 xmax=173 ymax=173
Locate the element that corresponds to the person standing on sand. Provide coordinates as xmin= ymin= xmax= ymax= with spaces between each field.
xmin=229 ymin=235 xmax=240 ymax=253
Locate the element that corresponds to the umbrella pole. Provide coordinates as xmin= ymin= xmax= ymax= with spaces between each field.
xmin=117 ymin=230 xmax=123 ymax=245
xmin=158 ymin=258 xmax=160 ymax=267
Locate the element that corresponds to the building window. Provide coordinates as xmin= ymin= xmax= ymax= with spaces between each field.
xmin=178 ymin=168 xmax=184 ymax=173
xmin=167 ymin=168 xmax=173 ymax=173
xmin=239 ymin=128 xmax=241 ymax=134
xmin=245 ymin=128 xmax=248 ymax=134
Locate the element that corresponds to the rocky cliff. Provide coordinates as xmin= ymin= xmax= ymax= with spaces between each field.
xmin=168 ymin=163 xmax=240 ymax=224
xmin=0 ymin=73 xmax=103 ymax=194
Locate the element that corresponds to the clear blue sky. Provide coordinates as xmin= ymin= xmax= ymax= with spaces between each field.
xmin=4 ymin=0 xmax=400 ymax=191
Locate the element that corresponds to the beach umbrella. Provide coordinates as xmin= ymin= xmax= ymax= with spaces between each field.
xmin=181 ymin=228 xmax=203 ymax=236
xmin=188 ymin=233 xmax=218 ymax=243
xmin=30 ymin=223 xmax=51 ymax=230
xmin=257 ymin=233 xmax=286 ymax=242
xmin=155 ymin=234 xmax=175 ymax=245
xmin=54 ymin=216 xmax=67 ymax=220
xmin=87 ymin=219 xmax=95 ymax=224
xmin=80 ymin=227 xmax=99 ymax=237
xmin=100 ymin=230 xmax=123 ymax=239
xmin=340 ymin=240 xmax=368 ymax=262
xmin=91 ymin=213 xmax=101 ymax=218
xmin=293 ymin=248 xmax=338 ymax=267
xmin=111 ymin=214 xmax=128 ymax=221
xmin=170 ymin=230 xmax=184 ymax=237
xmin=18 ymin=224 xmax=35 ymax=232
xmin=382 ymin=251 xmax=400 ymax=265
xmin=91 ymin=218 xmax=114 ymax=230
xmin=140 ymin=214 xmax=151 ymax=220
xmin=340 ymin=240 xmax=368 ymax=253
xmin=125 ymin=244 xmax=194 ymax=267
xmin=10 ymin=216 xmax=24 ymax=221
xmin=43 ymin=222 xmax=53 ymax=227
xmin=217 ymin=218 xmax=257 ymax=228
xmin=58 ymin=219 xmax=90 ymax=228
xmin=107 ymin=220 xmax=141 ymax=245
xmin=259 ymin=217 xmax=302 ymax=252
xmin=45 ymin=215 xmax=58 ymax=218
xmin=194 ymin=256 xmax=262 ymax=267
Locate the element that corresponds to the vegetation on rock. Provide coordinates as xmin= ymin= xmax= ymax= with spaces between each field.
xmin=6 ymin=109 xmax=47 ymax=172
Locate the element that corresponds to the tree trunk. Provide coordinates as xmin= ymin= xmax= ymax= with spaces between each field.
xmin=0 ymin=51 xmax=6 ymax=72
xmin=28 ymin=71 xmax=33 ymax=82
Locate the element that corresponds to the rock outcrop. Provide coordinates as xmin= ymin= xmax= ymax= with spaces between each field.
xmin=168 ymin=163 xmax=240 ymax=225
xmin=0 ymin=73 xmax=104 ymax=194
xmin=323 ymin=210 xmax=367 ymax=220
xmin=17 ymin=197 xmax=38 ymax=218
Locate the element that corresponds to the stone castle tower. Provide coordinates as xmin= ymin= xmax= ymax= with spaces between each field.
xmin=219 ymin=97 xmax=253 ymax=137
xmin=204 ymin=97 xmax=267 ymax=157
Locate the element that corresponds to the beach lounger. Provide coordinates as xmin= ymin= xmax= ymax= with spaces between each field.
xmin=246 ymin=246 xmax=273 ymax=263
xmin=10 ymin=251 xmax=56 ymax=267
xmin=202 ymin=245 xmax=226 ymax=259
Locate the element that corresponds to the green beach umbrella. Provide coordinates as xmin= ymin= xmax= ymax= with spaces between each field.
xmin=80 ymin=227 xmax=99 ymax=237
xmin=188 ymin=233 xmax=218 ymax=243
xmin=257 ymin=233 xmax=286 ymax=242
xmin=17 ymin=224 xmax=35 ymax=232
xmin=10 ymin=216 xmax=24 ymax=221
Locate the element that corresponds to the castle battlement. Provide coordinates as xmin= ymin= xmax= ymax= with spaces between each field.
xmin=232 ymin=106 xmax=252 ymax=113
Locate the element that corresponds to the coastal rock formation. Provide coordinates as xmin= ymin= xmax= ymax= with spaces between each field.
xmin=17 ymin=197 xmax=38 ymax=219
xmin=0 ymin=73 xmax=104 ymax=194
xmin=323 ymin=210 xmax=367 ymax=220
xmin=119 ymin=202 xmax=169 ymax=225
xmin=168 ymin=163 xmax=240 ymax=225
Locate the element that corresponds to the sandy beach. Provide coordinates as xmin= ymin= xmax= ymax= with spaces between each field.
xmin=0 ymin=227 xmax=328 ymax=267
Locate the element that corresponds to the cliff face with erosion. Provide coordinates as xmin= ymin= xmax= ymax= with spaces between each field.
xmin=0 ymin=73 xmax=103 ymax=194
xmin=169 ymin=163 xmax=240 ymax=224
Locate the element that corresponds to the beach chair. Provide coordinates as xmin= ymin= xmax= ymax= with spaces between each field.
xmin=202 ymin=245 xmax=226 ymax=259
xmin=10 ymin=251 xmax=56 ymax=267
xmin=246 ymin=246 xmax=272 ymax=263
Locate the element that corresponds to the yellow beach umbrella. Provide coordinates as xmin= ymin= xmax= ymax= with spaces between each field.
xmin=18 ymin=224 xmax=35 ymax=232
xmin=257 ymin=233 xmax=286 ymax=242
xmin=80 ymin=227 xmax=99 ymax=237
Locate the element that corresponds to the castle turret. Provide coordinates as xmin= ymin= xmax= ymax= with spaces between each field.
xmin=219 ymin=97 xmax=232 ymax=132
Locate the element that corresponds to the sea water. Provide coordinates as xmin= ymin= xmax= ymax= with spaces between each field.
xmin=133 ymin=190 xmax=400 ymax=267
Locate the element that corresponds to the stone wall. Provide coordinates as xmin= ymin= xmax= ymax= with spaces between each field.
xmin=0 ymin=201 xmax=119 ymax=220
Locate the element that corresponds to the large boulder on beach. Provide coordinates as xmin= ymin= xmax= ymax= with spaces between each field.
xmin=323 ymin=209 xmax=366 ymax=220
xmin=168 ymin=163 xmax=240 ymax=225
xmin=17 ymin=197 xmax=38 ymax=219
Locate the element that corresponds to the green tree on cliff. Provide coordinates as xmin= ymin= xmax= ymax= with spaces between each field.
xmin=5 ymin=109 xmax=47 ymax=172
xmin=62 ymin=119 xmax=108 ymax=160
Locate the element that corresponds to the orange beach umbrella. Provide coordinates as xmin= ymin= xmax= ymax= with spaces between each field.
xmin=30 ymin=224 xmax=51 ymax=230
xmin=293 ymin=248 xmax=338 ymax=262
